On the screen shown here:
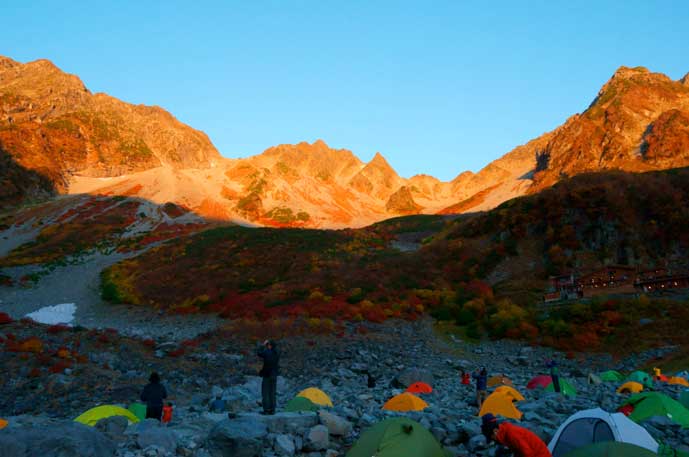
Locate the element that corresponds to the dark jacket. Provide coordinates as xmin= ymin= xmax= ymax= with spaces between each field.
xmin=546 ymin=360 xmax=559 ymax=377
xmin=258 ymin=345 xmax=280 ymax=378
xmin=141 ymin=382 xmax=167 ymax=408
xmin=473 ymin=371 xmax=488 ymax=391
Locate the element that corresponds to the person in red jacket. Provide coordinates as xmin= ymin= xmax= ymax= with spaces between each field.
xmin=481 ymin=413 xmax=551 ymax=457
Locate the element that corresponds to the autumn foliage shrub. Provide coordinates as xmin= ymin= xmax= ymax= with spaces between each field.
xmin=28 ymin=367 xmax=42 ymax=378
xmin=49 ymin=360 xmax=72 ymax=374
xmin=47 ymin=324 xmax=70 ymax=334
xmin=0 ymin=312 xmax=13 ymax=324
xmin=167 ymin=347 xmax=185 ymax=357
xmin=10 ymin=337 xmax=44 ymax=353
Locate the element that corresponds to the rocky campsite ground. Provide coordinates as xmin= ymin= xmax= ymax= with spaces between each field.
xmin=0 ymin=316 xmax=687 ymax=457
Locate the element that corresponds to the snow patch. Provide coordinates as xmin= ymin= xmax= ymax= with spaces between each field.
xmin=25 ymin=303 xmax=77 ymax=325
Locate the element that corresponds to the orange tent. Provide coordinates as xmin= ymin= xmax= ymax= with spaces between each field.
xmin=0 ymin=418 xmax=7 ymax=430
xmin=382 ymin=393 xmax=428 ymax=412
xmin=479 ymin=392 xmax=522 ymax=420
xmin=668 ymin=377 xmax=689 ymax=387
xmin=493 ymin=385 xmax=525 ymax=402
xmin=488 ymin=375 xmax=513 ymax=387
xmin=406 ymin=382 xmax=433 ymax=394
xmin=616 ymin=381 xmax=644 ymax=394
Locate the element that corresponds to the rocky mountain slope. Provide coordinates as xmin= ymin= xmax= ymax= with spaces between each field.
xmin=2 ymin=55 xmax=689 ymax=229
xmin=530 ymin=66 xmax=689 ymax=191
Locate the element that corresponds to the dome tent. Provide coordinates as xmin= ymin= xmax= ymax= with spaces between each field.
xmin=626 ymin=371 xmax=653 ymax=389
xmin=406 ymin=381 xmax=433 ymax=394
xmin=493 ymin=385 xmax=525 ymax=401
xmin=382 ymin=393 xmax=428 ymax=412
xmin=296 ymin=387 xmax=333 ymax=407
xmin=478 ymin=392 xmax=523 ymax=420
xmin=562 ymin=441 xmax=657 ymax=457
xmin=548 ymin=408 xmax=658 ymax=457
xmin=617 ymin=382 xmax=644 ymax=394
xmin=546 ymin=378 xmax=577 ymax=397
xmin=346 ymin=417 xmax=448 ymax=457
xmin=74 ymin=405 xmax=140 ymax=427
xmin=527 ymin=375 xmax=552 ymax=389
xmin=285 ymin=396 xmax=320 ymax=413
xmin=620 ymin=392 xmax=689 ymax=428
xmin=600 ymin=370 xmax=625 ymax=382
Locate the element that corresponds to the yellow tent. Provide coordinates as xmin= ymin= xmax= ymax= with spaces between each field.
xmin=493 ymin=385 xmax=525 ymax=402
xmin=74 ymin=405 xmax=140 ymax=427
xmin=668 ymin=377 xmax=689 ymax=387
xmin=297 ymin=387 xmax=333 ymax=407
xmin=487 ymin=375 xmax=513 ymax=387
xmin=617 ymin=381 xmax=644 ymax=394
xmin=479 ymin=392 xmax=522 ymax=420
xmin=0 ymin=418 xmax=7 ymax=430
xmin=382 ymin=393 xmax=428 ymax=412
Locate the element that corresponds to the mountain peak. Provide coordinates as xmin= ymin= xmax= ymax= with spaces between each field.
xmin=681 ymin=72 xmax=689 ymax=86
xmin=0 ymin=55 xmax=19 ymax=70
xmin=312 ymin=138 xmax=329 ymax=149
xmin=612 ymin=65 xmax=650 ymax=79
xmin=369 ymin=151 xmax=389 ymax=166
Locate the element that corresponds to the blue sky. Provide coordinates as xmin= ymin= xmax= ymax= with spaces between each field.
xmin=3 ymin=1 xmax=688 ymax=180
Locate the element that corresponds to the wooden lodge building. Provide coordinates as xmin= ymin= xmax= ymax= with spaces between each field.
xmin=544 ymin=265 xmax=689 ymax=302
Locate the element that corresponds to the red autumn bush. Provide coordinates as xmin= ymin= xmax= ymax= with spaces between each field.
xmin=167 ymin=348 xmax=185 ymax=357
xmin=47 ymin=324 xmax=70 ymax=334
xmin=28 ymin=368 xmax=42 ymax=378
xmin=49 ymin=360 xmax=72 ymax=374
xmin=0 ymin=312 xmax=13 ymax=325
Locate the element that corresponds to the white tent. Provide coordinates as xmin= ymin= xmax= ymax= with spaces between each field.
xmin=548 ymin=408 xmax=658 ymax=457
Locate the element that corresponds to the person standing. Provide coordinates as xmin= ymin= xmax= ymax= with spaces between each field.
xmin=140 ymin=372 xmax=168 ymax=420
xmin=258 ymin=339 xmax=279 ymax=415
xmin=546 ymin=358 xmax=561 ymax=393
xmin=472 ymin=367 xmax=488 ymax=410
xmin=461 ymin=369 xmax=471 ymax=386
xmin=481 ymin=413 xmax=552 ymax=457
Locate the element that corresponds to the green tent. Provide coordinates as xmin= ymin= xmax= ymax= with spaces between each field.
xmin=128 ymin=402 xmax=147 ymax=421
xmin=346 ymin=417 xmax=447 ymax=457
xmin=680 ymin=390 xmax=689 ymax=410
xmin=626 ymin=371 xmax=654 ymax=388
xmin=621 ymin=392 xmax=689 ymax=428
xmin=545 ymin=378 xmax=577 ymax=397
xmin=600 ymin=370 xmax=625 ymax=382
xmin=285 ymin=396 xmax=320 ymax=413
xmin=74 ymin=405 xmax=140 ymax=426
xmin=563 ymin=441 xmax=657 ymax=457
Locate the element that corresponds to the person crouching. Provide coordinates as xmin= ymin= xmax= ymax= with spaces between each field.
xmin=481 ymin=413 xmax=551 ymax=457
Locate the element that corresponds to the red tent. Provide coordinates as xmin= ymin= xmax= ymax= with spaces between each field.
xmin=406 ymin=381 xmax=433 ymax=394
xmin=526 ymin=375 xmax=552 ymax=389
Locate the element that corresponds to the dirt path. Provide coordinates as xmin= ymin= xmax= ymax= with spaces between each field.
xmin=0 ymin=251 xmax=221 ymax=340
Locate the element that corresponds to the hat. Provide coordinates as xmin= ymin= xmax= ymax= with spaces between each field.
xmin=481 ymin=413 xmax=499 ymax=440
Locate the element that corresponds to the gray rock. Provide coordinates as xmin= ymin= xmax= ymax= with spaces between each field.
xmin=206 ymin=417 xmax=268 ymax=457
xmin=395 ymin=368 xmax=434 ymax=388
xmin=306 ymin=424 xmax=329 ymax=451
xmin=136 ymin=426 xmax=178 ymax=454
xmin=467 ymin=434 xmax=487 ymax=452
xmin=95 ymin=415 xmax=129 ymax=441
xmin=251 ymin=412 xmax=319 ymax=434
xmin=0 ymin=421 xmax=116 ymax=457
xmin=274 ymin=434 xmax=296 ymax=456
xmin=318 ymin=411 xmax=352 ymax=437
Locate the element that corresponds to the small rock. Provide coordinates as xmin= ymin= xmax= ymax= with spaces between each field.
xmin=306 ymin=424 xmax=329 ymax=451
